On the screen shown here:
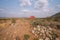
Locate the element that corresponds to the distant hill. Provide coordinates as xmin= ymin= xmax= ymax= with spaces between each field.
xmin=45 ymin=12 xmax=60 ymax=22
xmin=52 ymin=12 xmax=60 ymax=18
xmin=50 ymin=12 xmax=60 ymax=21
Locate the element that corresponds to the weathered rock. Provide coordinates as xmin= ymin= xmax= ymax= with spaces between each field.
xmin=39 ymin=38 xmax=43 ymax=40
xmin=32 ymin=30 xmax=35 ymax=34
xmin=45 ymin=37 xmax=50 ymax=40
xmin=31 ymin=25 xmax=57 ymax=40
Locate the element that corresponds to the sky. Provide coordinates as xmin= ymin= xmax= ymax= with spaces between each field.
xmin=0 ymin=0 xmax=60 ymax=18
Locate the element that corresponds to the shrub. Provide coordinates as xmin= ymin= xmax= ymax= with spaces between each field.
xmin=31 ymin=21 xmax=40 ymax=27
xmin=52 ymin=34 xmax=57 ymax=40
xmin=16 ymin=36 xmax=20 ymax=40
xmin=56 ymin=25 xmax=60 ymax=29
xmin=24 ymin=34 xmax=30 ymax=40
xmin=33 ymin=38 xmax=39 ymax=40
xmin=12 ymin=19 xmax=16 ymax=24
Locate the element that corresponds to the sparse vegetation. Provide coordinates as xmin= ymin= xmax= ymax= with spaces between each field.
xmin=0 ymin=18 xmax=60 ymax=40
xmin=16 ymin=36 xmax=20 ymax=40
xmin=56 ymin=25 xmax=60 ymax=29
xmin=32 ymin=21 xmax=39 ymax=27
xmin=12 ymin=19 xmax=16 ymax=24
xmin=24 ymin=34 xmax=30 ymax=40
xmin=33 ymin=38 xmax=39 ymax=40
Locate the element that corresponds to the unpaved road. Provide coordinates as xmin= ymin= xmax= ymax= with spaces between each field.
xmin=0 ymin=19 xmax=35 ymax=40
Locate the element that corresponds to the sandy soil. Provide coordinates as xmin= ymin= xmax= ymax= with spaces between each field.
xmin=0 ymin=19 xmax=35 ymax=40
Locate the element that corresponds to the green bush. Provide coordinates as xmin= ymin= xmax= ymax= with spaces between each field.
xmin=56 ymin=25 xmax=60 ymax=29
xmin=12 ymin=19 xmax=16 ymax=24
xmin=31 ymin=20 xmax=41 ymax=27
xmin=24 ymin=34 xmax=30 ymax=40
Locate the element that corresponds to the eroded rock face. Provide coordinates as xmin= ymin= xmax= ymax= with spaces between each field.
xmin=31 ymin=25 xmax=57 ymax=40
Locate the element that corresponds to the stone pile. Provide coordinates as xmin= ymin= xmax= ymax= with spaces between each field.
xmin=31 ymin=25 xmax=57 ymax=40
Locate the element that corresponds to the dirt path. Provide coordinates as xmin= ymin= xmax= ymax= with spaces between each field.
xmin=0 ymin=19 xmax=35 ymax=40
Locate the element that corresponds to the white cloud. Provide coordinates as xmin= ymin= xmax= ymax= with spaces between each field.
xmin=20 ymin=0 xmax=31 ymax=7
xmin=0 ymin=8 xmax=6 ymax=13
xmin=18 ymin=0 xmax=57 ymax=18
xmin=56 ymin=4 xmax=60 ymax=8
xmin=0 ymin=0 xmax=57 ymax=18
xmin=0 ymin=8 xmax=17 ymax=17
xmin=19 ymin=0 xmax=49 ymax=12
xmin=0 ymin=9 xmax=4 ymax=11
xmin=19 ymin=9 xmax=53 ymax=18
xmin=34 ymin=0 xmax=48 ymax=10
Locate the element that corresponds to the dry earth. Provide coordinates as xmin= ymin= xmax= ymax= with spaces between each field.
xmin=0 ymin=18 xmax=60 ymax=40
xmin=0 ymin=19 xmax=35 ymax=40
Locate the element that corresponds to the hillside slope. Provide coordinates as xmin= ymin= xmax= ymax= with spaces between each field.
xmin=52 ymin=12 xmax=60 ymax=18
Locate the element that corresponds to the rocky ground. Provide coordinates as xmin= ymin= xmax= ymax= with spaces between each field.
xmin=0 ymin=18 xmax=60 ymax=40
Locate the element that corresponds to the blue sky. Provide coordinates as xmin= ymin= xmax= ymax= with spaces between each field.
xmin=0 ymin=0 xmax=60 ymax=18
